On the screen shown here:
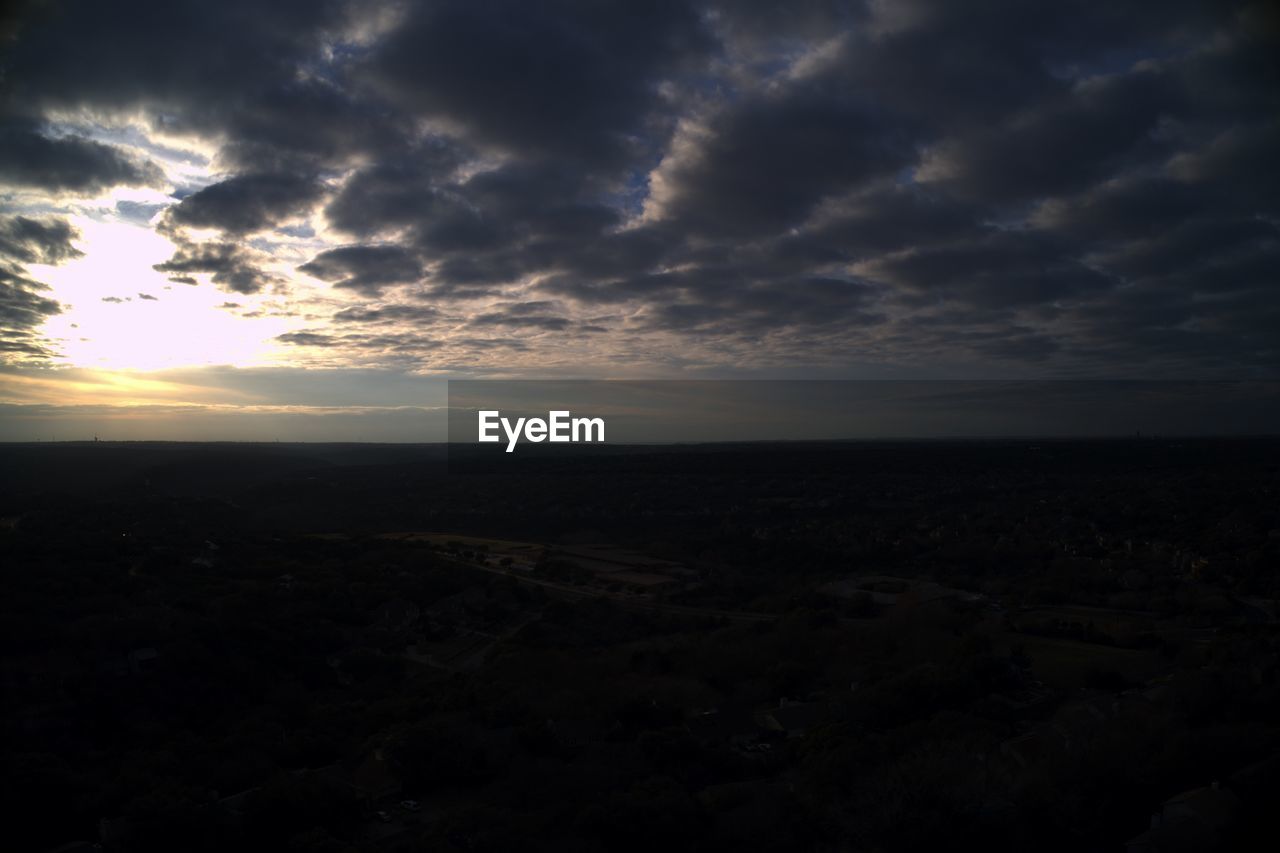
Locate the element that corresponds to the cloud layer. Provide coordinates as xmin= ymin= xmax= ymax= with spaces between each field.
xmin=1 ymin=0 xmax=1277 ymax=377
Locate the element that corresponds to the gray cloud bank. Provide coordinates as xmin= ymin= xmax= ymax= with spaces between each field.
xmin=0 ymin=215 xmax=78 ymax=358
xmin=1 ymin=0 xmax=1277 ymax=376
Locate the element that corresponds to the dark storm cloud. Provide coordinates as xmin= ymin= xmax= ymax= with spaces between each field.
xmin=0 ymin=216 xmax=82 ymax=264
xmin=362 ymin=0 xmax=713 ymax=165
xmin=154 ymin=171 xmax=325 ymax=302
xmin=275 ymin=329 xmax=448 ymax=357
xmin=297 ymin=245 xmax=424 ymax=296
xmin=2 ymin=0 xmax=1278 ymax=374
xmin=553 ymin=226 xmax=673 ymax=282
xmin=4 ymin=0 xmax=409 ymax=174
xmin=323 ymin=156 xmax=640 ymax=297
xmin=801 ymin=184 xmax=984 ymax=258
xmin=1031 ymin=177 xmax=1208 ymax=242
xmin=652 ymin=93 xmax=915 ymax=237
xmin=325 ymin=159 xmax=619 ymax=271
xmin=0 ymin=215 xmax=76 ymax=358
xmin=538 ymin=268 xmax=683 ymax=306
xmin=0 ymin=117 xmax=164 ymax=193
xmin=324 ymin=166 xmax=455 ymax=241
xmin=468 ymin=301 xmax=573 ymax=332
xmin=0 ymin=263 xmax=61 ymax=330
xmin=0 ymin=338 xmax=55 ymax=357
xmin=459 ymin=163 xmax=620 ymax=240
xmin=409 ymin=170 xmax=624 ymax=289
xmin=634 ymin=276 xmax=883 ymax=336
xmin=0 ymin=1 xmax=346 ymax=126
xmin=806 ymin=0 xmax=1238 ymax=130
xmin=162 ymin=173 xmax=323 ymax=236
xmin=1168 ymin=120 xmax=1280 ymax=213
xmin=1063 ymin=285 xmax=1280 ymax=372
xmin=277 ymin=331 xmax=339 ymax=347
xmin=705 ymin=0 xmax=866 ymax=43
xmin=211 ymin=78 xmax=418 ymax=173
xmin=865 ymin=231 xmax=1115 ymax=309
xmin=468 ymin=313 xmax=571 ymax=332
xmin=331 ymin=304 xmax=441 ymax=324
xmin=1093 ymin=218 xmax=1279 ymax=282
xmin=828 ymin=19 xmax=1058 ymax=131
xmin=916 ymin=68 xmax=1182 ymax=204
xmin=152 ymin=242 xmax=277 ymax=295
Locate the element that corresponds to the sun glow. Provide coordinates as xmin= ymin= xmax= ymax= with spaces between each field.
xmin=32 ymin=213 xmax=300 ymax=371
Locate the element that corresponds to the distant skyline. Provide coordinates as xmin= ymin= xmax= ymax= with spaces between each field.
xmin=2 ymin=1 xmax=1278 ymax=439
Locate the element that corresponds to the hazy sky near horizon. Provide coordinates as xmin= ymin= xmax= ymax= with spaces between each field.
xmin=1 ymin=1 xmax=1277 ymax=439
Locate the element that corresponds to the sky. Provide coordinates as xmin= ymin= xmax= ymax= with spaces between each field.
xmin=0 ymin=0 xmax=1277 ymax=440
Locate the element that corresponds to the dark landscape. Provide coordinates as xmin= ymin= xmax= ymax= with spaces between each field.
xmin=4 ymin=438 xmax=1280 ymax=852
